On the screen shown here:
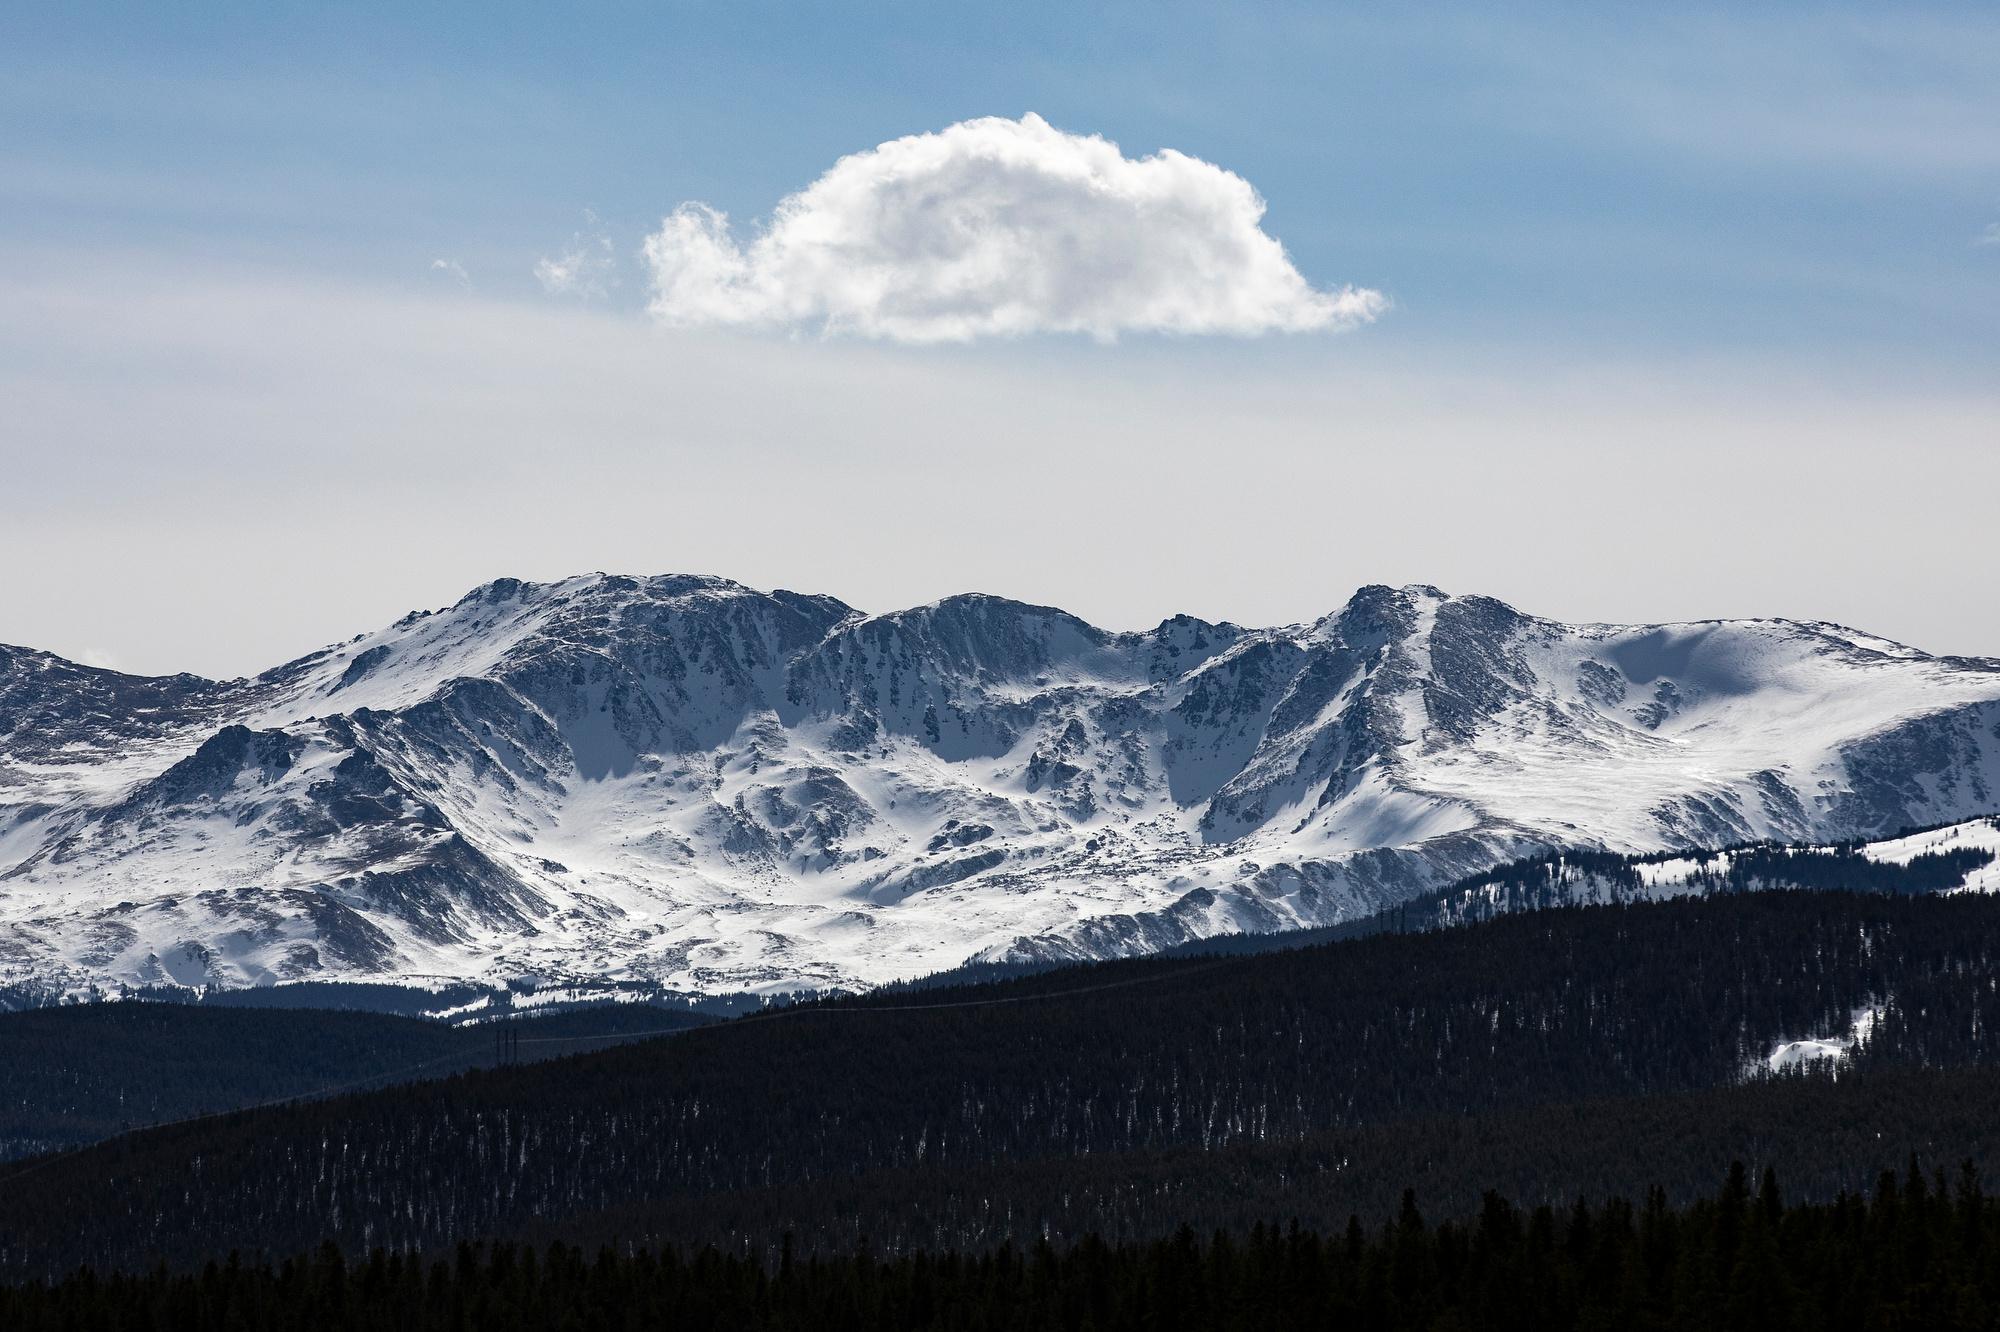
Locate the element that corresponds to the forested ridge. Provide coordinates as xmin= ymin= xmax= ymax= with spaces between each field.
xmin=10 ymin=891 xmax=2000 ymax=1276
xmin=8 ymin=1162 xmax=2000 ymax=1331
xmin=512 ymin=1063 xmax=2000 ymax=1260
xmin=0 ymin=1002 xmax=711 ymax=1161
xmin=1145 ymin=821 xmax=1999 ymax=961
xmin=1425 ymin=840 xmax=1996 ymax=925
xmin=0 ymin=1007 xmax=479 ymax=1161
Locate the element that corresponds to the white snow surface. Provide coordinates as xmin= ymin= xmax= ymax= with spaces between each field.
xmin=1761 ymin=1004 xmax=1883 ymax=1076
xmin=1859 ymin=817 xmax=2000 ymax=894
xmin=3 ymin=575 xmax=1998 ymax=997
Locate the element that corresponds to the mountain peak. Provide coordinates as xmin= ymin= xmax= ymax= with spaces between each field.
xmin=4 ymin=577 xmax=1997 ymax=998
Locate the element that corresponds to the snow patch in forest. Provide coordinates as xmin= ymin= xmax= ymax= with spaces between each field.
xmin=1758 ymin=1003 xmax=1883 ymax=1077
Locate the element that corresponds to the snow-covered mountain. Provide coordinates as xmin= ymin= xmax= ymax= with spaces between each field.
xmin=1385 ymin=815 xmax=2000 ymax=935
xmin=3 ymin=575 xmax=1998 ymax=997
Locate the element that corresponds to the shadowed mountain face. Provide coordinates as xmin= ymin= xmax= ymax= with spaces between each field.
xmin=3 ymin=574 xmax=1997 ymax=996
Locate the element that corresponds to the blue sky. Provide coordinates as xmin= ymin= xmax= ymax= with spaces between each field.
xmin=3 ymin=3 xmax=1997 ymax=673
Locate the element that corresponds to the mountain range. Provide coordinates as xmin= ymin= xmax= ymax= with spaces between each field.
xmin=3 ymin=574 xmax=1997 ymax=997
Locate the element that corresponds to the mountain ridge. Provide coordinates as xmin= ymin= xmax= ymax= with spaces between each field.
xmin=3 ymin=573 xmax=1998 ymax=996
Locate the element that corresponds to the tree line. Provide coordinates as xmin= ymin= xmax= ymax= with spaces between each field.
xmin=6 ymin=1160 xmax=1999 ymax=1330
xmin=0 ymin=999 xmax=710 ymax=1160
xmin=11 ymin=892 xmax=2000 ymax=1275
xmin=1417 ymin=838 xmax=1996 ymax=928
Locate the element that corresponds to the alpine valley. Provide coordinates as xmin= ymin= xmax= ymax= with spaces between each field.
xmin=3 ymin=574 xmax=1998 ymax=1000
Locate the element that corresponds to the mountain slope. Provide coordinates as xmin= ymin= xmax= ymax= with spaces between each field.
xmin=14 ymin=891 xmax=2000 ymax=1275
xmin=3 ymin=574 xmax=1998 ymax=995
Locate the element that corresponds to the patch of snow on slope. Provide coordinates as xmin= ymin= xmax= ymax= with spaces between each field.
xmin=1859 ymin=817 xmax=2000 ymax=894
xmin=1413 ymin=619 xmax=2000 ymax=850
xmin=1760 ymin=1003 xmax=1883 ymax=1077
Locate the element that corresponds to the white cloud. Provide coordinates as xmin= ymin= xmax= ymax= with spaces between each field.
xmin=6 ymin=258 xmax=1998 ymax=675
xmin=1978 ymin=222 xmax=2000 ymax=247
xmin=536 ymin=212 xmax=616 ymax=298
xmin=430 ymin=258 xmax=470 ymax=288
xmin=641 ymin=113 xmax=1384 ymax=343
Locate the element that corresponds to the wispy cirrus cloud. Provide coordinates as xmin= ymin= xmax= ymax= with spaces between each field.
xmin=535 ymin=211 xmax=616 ymax=298
xmin=641 ymin=114 xmax=1383 ymax=344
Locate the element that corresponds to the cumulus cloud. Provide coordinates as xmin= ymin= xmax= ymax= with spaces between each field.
xmin=430 ymin=258 xmax=470 ymax=288
xmin=536 ymin=211 xmax=616 ymax=297
xmin=641 ymin=113 xmax=1383 ymax=343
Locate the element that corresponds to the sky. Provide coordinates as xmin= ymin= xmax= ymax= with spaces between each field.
xmin=3 ymin=2 xmax=1997 ymax=677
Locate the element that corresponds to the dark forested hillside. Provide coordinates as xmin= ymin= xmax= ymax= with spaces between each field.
xmin=8 ymin=1161 xmax=2000 ymax=1331
xmin=9 ymin=891 xmax=2000 ymax=1276
xmin=0 ymin=1007 xmax=480 ymax=1161
xmin=0 ymin=1003 xmax=712 ymax=1160
xmin=544 ymin=1062 xmax=2000 ymax=1259
xmin=1140 ymin=821 xmax=2000 ymax=963
xmin=1420 ymin=837 xmax=1998 ymax=924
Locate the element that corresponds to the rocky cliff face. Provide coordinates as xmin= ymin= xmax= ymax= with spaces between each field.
xmin=3 ymin=574 xmax=1997 ymax=995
